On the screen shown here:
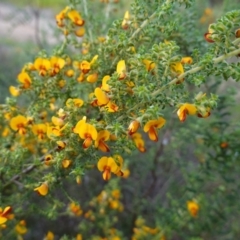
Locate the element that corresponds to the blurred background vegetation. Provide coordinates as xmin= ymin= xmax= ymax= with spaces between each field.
xmin=1 ymin=0 xmax=240 ymax=239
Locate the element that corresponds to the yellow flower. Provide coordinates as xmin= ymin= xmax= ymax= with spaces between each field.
xmin=17 ymin=71 xmax=32 ymax=89
xmin=87 ymin=73 xmax=98 ymax=83
xmin=187 ymin=200 xmax=199 ymax=217
xmin=15 ymin=220 xmax=27 ymax=235
xmin=57 ymin=141 xmax=66 ymax=150
xmin=97 ymin=156 xmax=119 ymax=181
xmin=105 ymin=101 xmax=119 ymax=112
xmin=128 ymin=120 xmax=140 ymax=135
xmin=34 ymin=58 xmax=51 ymax=76
xmin=177 ymin=103 xmax=197 ymax=122
xmin=62 ymin=159 xmax=72 ymax=168
xmin=76 ymin=234 xmax=83 ymax=240
xmin=143 ymin=59 xmax=156 ymax=72
xmin=0 ymin=206 xmax=14 ymax=225
xmin=56 ymin=6 xmax=69 ymax=27
xmin=131 ymin=133 xmax=146 ymax=152
xmin=73 ymin=116 xmax=87 ymax=134
xmin=95 ymin=130 xmax=110 ymax=152
xmin=117 ymin=60 xmax=126 ymax=80
xmin=66 ymin=98 xmax=84 ymax=108
xmin=78 ymin=122 xmax=98 ymax=149
xmin=9 ymin=86 xmax=20 ymax=96
xmin=46 ymin=123 xmax=67 ymax=139
xmin=10 ymin=115 xmax=28 ymax=135
xmin=34 ymin=182 xmax=49 ymax=196
xmin=143 ymin=117 xmax=166 ymax=141
xmin=68 ymin=10 xmax=85 ymax=26
xmin=44 ymin=154 xmax=53 ymax=166
xmin=101 ymin=75 xmax=111 ymax=92
xmin=80 ymin=60 xmax=91 ymax=74
xmin=75 ymin=27 xmax=85 ymax=37
xmin=52 ymin=116 xmax=64 ymax=127
xmin=170 ymin=62 xmax=184 ymax=84
xmin=94 ymin=87 xmax=109 ymax=106
xmin=65 ymin=69 xmax=75 ymax=77
xmin=122 ymin=11 xmax=130 ymax=29
xmin=50 ymin=56 xmax=65 ymax=76
xmin=44 ymin=231 xmax=55 ymax=240
xmin=181 ymin=57 xmax=193 ymax=64
xmin=32 ymin=123 xmax=47 ymax=140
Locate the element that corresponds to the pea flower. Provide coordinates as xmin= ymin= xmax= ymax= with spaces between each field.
xmin=76 ymin=121 xmax=98 ymax=149
xmin=0 ymin=206 xmax=14 ymax=225
xmin=97 ymin=156 xmax=122 ymax=181
xmin=67 ymin=10 xmax=85 ymax=26
xmin=50 ymin=56 xmax=65 ymax=76
xmin=95 ymin=130 xmax=110 ymax=152
xmin=34 ymin=182 xmax=49 ymax=196
xmin=17 ymin=71 xmax=32 ymax=89
xmin=32 ymin=123 xmax=47 ymax=140
xmin=187 ymin=200 xmax=199 ymax=217
xmin=10 ymin=115 xmax=28 ymax=135
xmin=117 ymin=60 xmax=126 ymax=80
xmin=34 ymin=58 xmax=51 ymax=76
xmin=128 ymin=120 xmax=140 ymax=135
xmin=177 ymin=103 xmax=197 ymax=122
xmin=143 ymin=117 xmax=166 ymax=142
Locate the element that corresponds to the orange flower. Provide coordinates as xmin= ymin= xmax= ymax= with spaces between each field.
xmin=17 ymin=71 xmax=32 ymax=88
xmin=131 ymin=133 xmax=146 ymax=152
xmin=77 ymin=122 xmax=98 ymax=149
xmin=143 ymin=59 xmax=156 ymax=72
xmin=75 ymin=27 xmax=85 ymax=37
xmin=117 ymin=60 xmax=126 ymax=80
xmin=177 ymin=103 xmax=197 ymax=122
xmin=34 ymin=182 xmax=49 ymax=196
xmin=95 ymin=130 xmax=110 ymax=152
xmin=68 ymin=10 xmax=85 ymax=26
xmin=106 ymin=101 xmax=119 ymax=112
xmin=0 ymin=206 xmax=14 ymax=225
xmin=34 ymin=58 xmax=51 ymax=76
xmin=204 ymin=24 xmax=215 ymax=43
xmin=69 ymin=203 xmax=83 ymax=216
xmin=10 ymin=115 xmax=28 ymax=135
xmin=187 ymin=200 xmax=199 ymax=217
xmin=128 ymin=120 xmax=140 ymax=135
xmin=32 ymin=123 xmax=47 ymax=140
xmin=45 ymin=231 xmax=55 ymax=240
xmin=50 ymin=56 xmax=65 ymax=76
xmin=80 ymin=60 xmax=91 ymax=74
xmin=56 ymin=6 xmax=69 ymax=27
xmin=97 ymin=156 xmax=120 ymax=181
xmin=143 ymin=117 xmax=166 ymax=141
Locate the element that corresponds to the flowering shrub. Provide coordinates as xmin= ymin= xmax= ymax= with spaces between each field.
xmin=1 ymin=0 xmax=240 ymax=239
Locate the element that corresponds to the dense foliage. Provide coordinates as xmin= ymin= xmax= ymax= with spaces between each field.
xmin=1 ymin=0 xmax=240 ymax=239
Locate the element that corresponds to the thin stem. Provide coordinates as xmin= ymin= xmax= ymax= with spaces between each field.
xmin=152 ymin=46 xmax=240 ymax=97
